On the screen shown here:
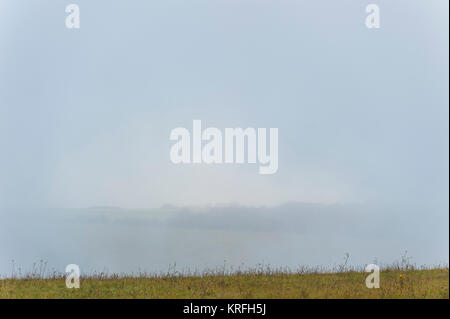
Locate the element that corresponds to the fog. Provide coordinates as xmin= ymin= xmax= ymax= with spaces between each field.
xmin=0 ymin=1 xmax=448 ymax=276
xmin=1 ymin=202 xmax=447 ymax=276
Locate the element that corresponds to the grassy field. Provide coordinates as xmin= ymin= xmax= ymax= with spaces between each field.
xmin=0 ymin=267 xmax=448 ymax=299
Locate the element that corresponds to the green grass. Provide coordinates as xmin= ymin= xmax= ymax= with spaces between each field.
xmin=1 ymin=268 xmax=448 ymax=299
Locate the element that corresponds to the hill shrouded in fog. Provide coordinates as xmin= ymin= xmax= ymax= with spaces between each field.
xmin=0 ymin=202 xmax=447 ymax=276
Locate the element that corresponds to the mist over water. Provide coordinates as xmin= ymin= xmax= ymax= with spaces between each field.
xmin=1 ymin=203 xmax=447 ymax=277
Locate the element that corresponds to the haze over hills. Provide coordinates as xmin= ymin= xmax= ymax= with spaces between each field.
xmin=0 ymin=202 xmax=447 ymax=277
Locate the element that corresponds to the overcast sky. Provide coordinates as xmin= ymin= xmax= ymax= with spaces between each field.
xmin=0 ymin=1 xmax=448 ymax=274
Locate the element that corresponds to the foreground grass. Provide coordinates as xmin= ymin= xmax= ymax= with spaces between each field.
xmin=0 ymin=268 xmax=448 ymax=299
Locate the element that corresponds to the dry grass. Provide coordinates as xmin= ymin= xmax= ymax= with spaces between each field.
xmin=0 ymin=262 xmax=448 ymax=299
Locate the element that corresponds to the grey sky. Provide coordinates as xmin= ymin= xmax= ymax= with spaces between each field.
xmin=0 ymin=1 xmax=448 ymax=274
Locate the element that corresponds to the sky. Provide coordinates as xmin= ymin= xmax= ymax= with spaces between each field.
xmin=0 ymin=0 xmax=448 ymax=275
